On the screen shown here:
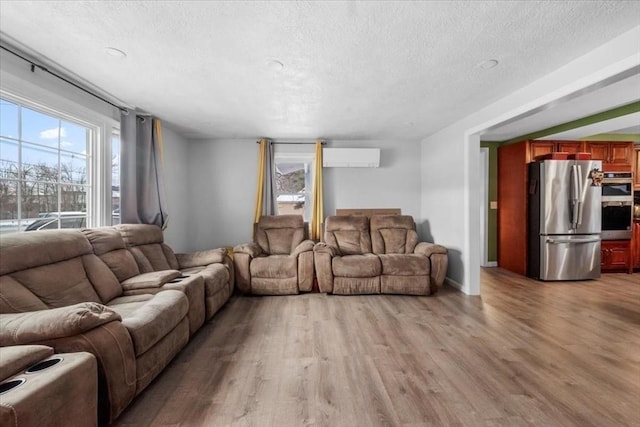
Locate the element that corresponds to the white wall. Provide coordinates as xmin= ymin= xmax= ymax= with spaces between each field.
xmin=421 ymin=25 xmax=640 ymax=295
xmin=186 ymin=139 xmax=258 ymax=251
xmin=323 ymin=140 xmax=421 ymax=220
xmin=184 ymin=138 xmax=422 ymax=251
xmin=161 ymin=125 xmax=191 ymax=252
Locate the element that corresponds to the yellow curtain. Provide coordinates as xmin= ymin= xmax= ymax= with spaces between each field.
xmin=310 ymin=140 xmax=324 ymax=240
xmin=253 ymin=139 xmax=267 ymax=224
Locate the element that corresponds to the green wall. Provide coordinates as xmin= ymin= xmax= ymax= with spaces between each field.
xmin=480 ymin=142 xmax=499 ymax=263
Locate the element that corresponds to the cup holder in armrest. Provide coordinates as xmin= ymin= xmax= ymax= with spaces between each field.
xmin=0 ymin=378 xmax=26 ymax=394
xmin=25 ymin=356 xmax=64 ymax=374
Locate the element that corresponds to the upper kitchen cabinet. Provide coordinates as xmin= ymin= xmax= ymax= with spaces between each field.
xmin=526 ymin=141 xmax=584 ymax=163
xmin=584 ymin=141 xmax=634 ymax=171
xmin=634 ymin=146 xmax=640 ymax=190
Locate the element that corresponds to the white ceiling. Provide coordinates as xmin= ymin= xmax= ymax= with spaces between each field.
xmin=1 ymin=1 xmax=639 ymax=141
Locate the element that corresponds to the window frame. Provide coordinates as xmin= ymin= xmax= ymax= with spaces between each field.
xmin=0 ymin=89 xmax=119 ymax=230
xmin=274 ymin=149 xmax=316 ymax=222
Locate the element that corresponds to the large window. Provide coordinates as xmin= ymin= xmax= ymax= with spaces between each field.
xmin=0 ymin=95 xmax=114 ymax=234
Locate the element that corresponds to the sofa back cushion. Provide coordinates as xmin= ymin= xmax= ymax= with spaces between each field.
xmin=0 ymin=230 xmax=105 ymax=310
xmin=0 ymin=230 xmax=91 ymax=276
xmin=370 ymin=215 xmax=418 ymax=254
xmin=82 ymin=227 xmax=140 ymax=283
xmin=0 ymin=276 xmax=48 ymax=313
xmin=254 ymin=215 xmax=305 ymax=255
xmin=324 ymin=216 xmax=372 ymax=255
xmin=116 ymin=224 xmax=179 ymax=272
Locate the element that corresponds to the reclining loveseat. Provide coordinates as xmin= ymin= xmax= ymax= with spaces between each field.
xmin=314 ymin=215 xmax=448 ymax=295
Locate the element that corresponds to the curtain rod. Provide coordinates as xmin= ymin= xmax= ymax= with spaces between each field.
xmin=1 ymin=45 xmax=129 ymax=113
xmin=256 ymin=141 xmax=326 ymax=145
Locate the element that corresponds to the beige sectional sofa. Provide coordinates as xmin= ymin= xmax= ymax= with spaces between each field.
xmin=0 ymin=226 xmax=233 ymax=424
xmin=314 ymin=215 xmax=448 ymax=295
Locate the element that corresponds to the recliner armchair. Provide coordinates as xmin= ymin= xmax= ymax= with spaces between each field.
xmin=233 ymin=215 xmax=315 ymax=295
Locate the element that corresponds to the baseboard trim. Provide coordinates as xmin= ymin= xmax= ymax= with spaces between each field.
xmin=445 ymin=277 xmax=463 ymax=291
xmin=482 ymin=262 xmax=498 ymax=267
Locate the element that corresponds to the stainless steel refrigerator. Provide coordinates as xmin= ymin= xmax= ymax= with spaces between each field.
xmin=527 ymin=159 xmax=602 ymax=280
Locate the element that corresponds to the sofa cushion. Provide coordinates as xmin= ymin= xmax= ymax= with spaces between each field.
xmin=378 ymin=254 xmax=429 ymax=276
xmin=254 ymin=215 xmax=305 ymax=255
xmin=0 ymin=230 xmax=92 ymax=276
xmin=181 ymin=264 xmax=229 ymax=295
xmin=371 ymin=215 xmax=419 ymax=254
xmin=0 ymin=276 xmax=47 ymax=313
xmin=108 ymin=290 xmax=188 ymax=356
xmin=120 ymin=270 xmax=181 ymax=292
xmin=82 ymin=227 xmax=140 ymax=282
xmin=82 ymin=254 xmax=123 ymax=303
xmin=250 ymin=255 xmax=297 ymax=279
xmin=332 ymin=254 xmax=381 ymax=277
xmin=10 ymin=257 xmax=101 ymax=308
xmin=116 ymin=224 xmax=180 ymax=272
xmin=324 ymin=216 xmax=372 ymax=255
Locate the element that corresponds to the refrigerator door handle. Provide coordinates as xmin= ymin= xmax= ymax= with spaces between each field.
xmin=570 ymin=165 xmax=580 ymax=229
xmin=546 ymin=237 xmax=601 ymax=244
xmin=576 ymin=164 xmax=584 ymax=227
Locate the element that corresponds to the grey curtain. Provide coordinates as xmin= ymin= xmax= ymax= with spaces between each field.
xmin=120 ymin=111 xmax=168 ymax=229
xmin=263 ymin=139 xmax=278 ymax=216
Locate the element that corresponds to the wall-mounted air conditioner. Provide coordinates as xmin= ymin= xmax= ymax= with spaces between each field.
xmin=323 ymin=148 xmax=380 ymax=168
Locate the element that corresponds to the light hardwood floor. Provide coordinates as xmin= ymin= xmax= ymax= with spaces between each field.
xmin=115 ymin=268 xmax=640 ymax=427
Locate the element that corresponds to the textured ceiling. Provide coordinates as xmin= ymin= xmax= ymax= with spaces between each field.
xmin=1 ymin=1 xmax=639 ymax=141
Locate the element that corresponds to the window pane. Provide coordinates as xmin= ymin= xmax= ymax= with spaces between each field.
xmin=21 ymin=181 xmax=58 ymax=220
xmin=0 ymin=99 xmax=19 ymax=139
xmin=111 ymin=133 xmax=120 ymax=225
xmin=0 ymin=138 xmax=20 ymax=179
xmin=276 ymin=163 xmax=307 ymax=218
xmin=0 ymin=179 xmax=18 ymax=234
xmin=60 ymin=120 xmax=88 ymax=155
xmin=60 ymin=184 xmax=87 ymax=214
xmin=21 ymin=107 xmax=60 ymax=147
xmin=60 ymin=152 xmax=87 ymax=184
xmin=22 ymin=143 xmax=59 ymax=182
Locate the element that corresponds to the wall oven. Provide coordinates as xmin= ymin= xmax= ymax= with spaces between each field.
xmin=601 ymin=172 xmax=633 ymax=240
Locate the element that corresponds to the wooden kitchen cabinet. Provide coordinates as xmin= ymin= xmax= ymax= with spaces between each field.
xmin=528 ymin=141 xmax=555 ymax=162
xmin=634 ymin=146 xmax=640 ymax=190
xmin=633 ymin=221 xmax=640 ymax=270
xmin=601 ymin=240 xmax=632 ymax=272
xmin=585 ymin=141 xmax=633 ymax=171
xmin=526 ymin=141 xmax=586 ymax=163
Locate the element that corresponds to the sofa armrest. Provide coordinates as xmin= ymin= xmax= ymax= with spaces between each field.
xmin=0 ymin=345 xmax=54 ymax=381
xmin=414 ymin=242 xmax=448 ymax=257
xmin=313 ymin=245 xmax=335 ymax=293
xmin=233 ymin=242 xmax=262 ymax=258
xmin=120 ymin=270 xmax=181 ymax=292
xmin=292 ymin=240 xmax=315 ymax=257
xmin=176 ymin=248 xmax=227 ymax=268
xmin=233 ymin=252 xmax=252 ymax=294
xmin=0 ymin=303 xmax=122 ymax=346
xmin=313 ymin=242 xmax=337 ymax=257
